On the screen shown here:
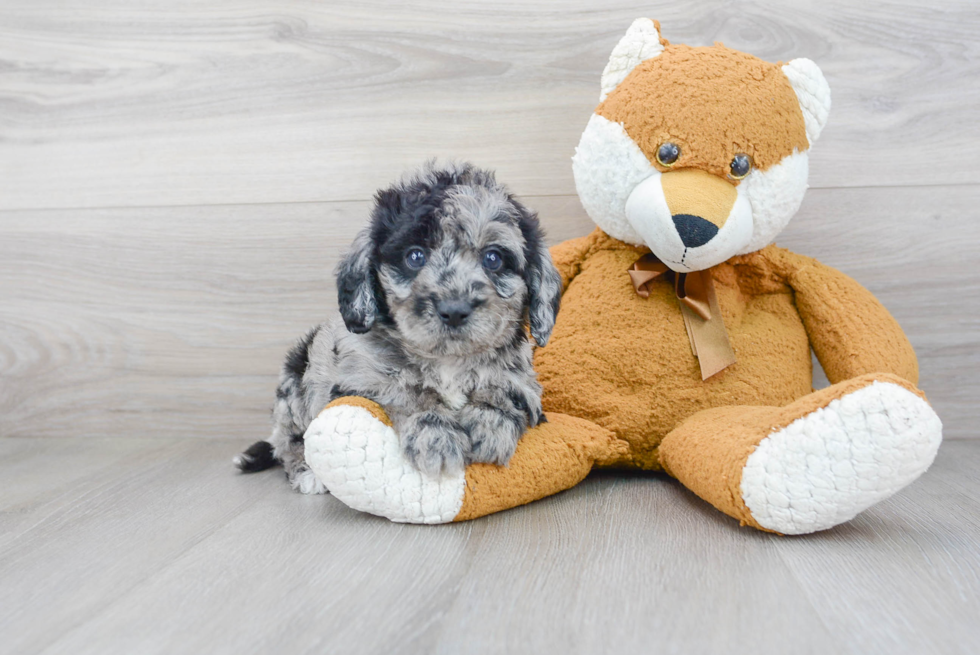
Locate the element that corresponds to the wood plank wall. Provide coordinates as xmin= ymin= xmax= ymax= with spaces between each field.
xmin=2 ymin=0 xmax=978 ymax=440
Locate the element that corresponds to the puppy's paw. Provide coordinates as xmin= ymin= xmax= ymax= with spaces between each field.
xmin=290 ymin=466 xmax=328 ymax=495
xmin=465 ymin=413 xmax=522 ymax=467
xmin=402 ymin=414 xmax=468 ymax=477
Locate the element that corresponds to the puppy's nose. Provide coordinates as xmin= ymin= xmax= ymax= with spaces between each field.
xmin=436 ymin=299 xmax=473 ymax=328
xmin=672 ymin=214 xmax=719 ymax=248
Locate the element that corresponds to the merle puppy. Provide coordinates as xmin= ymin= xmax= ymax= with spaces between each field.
xmin=235 ymin=162 xmax=563 ymax=494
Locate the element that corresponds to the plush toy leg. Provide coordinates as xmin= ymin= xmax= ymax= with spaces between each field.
xmin=304 ymin=396 xmax=628 ymax=524
xmin=658 ymin=373 xmax=943 ymax=534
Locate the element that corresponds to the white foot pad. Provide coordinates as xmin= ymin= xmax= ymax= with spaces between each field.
xmin=304 ymin=404 xmax=465 ymax=524
xmin=741 ymin=381 xmax=943 ymax=535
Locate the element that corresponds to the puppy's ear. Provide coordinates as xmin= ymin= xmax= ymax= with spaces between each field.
xmin=517 ymin=204 xmax=563 ymax=347
xmin=336 ymin=229 xmax=380 ymax=334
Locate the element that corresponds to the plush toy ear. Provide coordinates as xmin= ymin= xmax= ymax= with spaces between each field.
xmin=782 ymin=58 xmax=832 ymax=146
xmin=336 ymin=229 xmax=381 ymax=334
xmin=599 ymin=18 xmax=665 ymax=102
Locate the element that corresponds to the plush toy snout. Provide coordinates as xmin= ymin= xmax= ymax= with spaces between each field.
xmin=662 ymin=170 xmax=736 ymax=243
xmin=624 ymin=169 xmax=753 ymax=272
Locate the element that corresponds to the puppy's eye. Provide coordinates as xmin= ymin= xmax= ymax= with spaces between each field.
xmin=405 ymin=248 xmax=426 ymax=270
xmin=729 ymin=154 xmax=752 ymax=180
xmin=482 ymin=249 xmax=503 ymax=272
xmin=656 ymin=142 xmax=680 ymax=167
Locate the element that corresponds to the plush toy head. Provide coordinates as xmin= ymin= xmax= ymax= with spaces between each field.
xmin=573 ymin=19 xmax=831 ymax=272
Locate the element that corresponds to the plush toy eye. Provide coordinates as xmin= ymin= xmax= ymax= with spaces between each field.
xmin=729 ymin=154 xmax=752 ymax=180
xmin=405 ymin=248 xmax=426 ymax=270
xmin=656 ymin=142 xmax=680 ymax=167
xmin=482 ymin=248 xmax=503 ymax=272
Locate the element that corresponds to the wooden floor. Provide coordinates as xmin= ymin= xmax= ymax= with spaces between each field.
xmin=2 ymin=1 xmax=980 ymax=653
xmin=1 ymin=437 xmax=978 ymax=655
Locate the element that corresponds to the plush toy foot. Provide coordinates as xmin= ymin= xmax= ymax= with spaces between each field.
xmin=304 ymin=397 xmax=466 ymax=524
xmin=304 ymin=396 xmax=627 ymax=524
xmin=659 ymin=373 xmax=943 ymax=535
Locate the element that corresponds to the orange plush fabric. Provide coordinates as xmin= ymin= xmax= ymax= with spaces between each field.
xmin=598 ymin=43 xmax=809 ymax=179
xmin=535 ymin=228 xmax=821 ymax=470
xmin=454 ymin=413 xmax=627 ymax=521
xmin=778 ymin=249 xmax=919 ymax=385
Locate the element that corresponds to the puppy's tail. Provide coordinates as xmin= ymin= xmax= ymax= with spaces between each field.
xmin=233 ymin=440 xmax=278 ymax=473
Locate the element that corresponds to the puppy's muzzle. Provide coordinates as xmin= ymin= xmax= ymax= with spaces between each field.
xmin=437 ymin=299 xmax=474 ymax=328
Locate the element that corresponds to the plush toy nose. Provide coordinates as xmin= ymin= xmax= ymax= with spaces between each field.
xmin=660 ymin=169 xmax=737 ymax=246
xmin=437 ymin=299 xmax=473 ymax=327
xmin=672 ymin=214 xmax=719 ymax=248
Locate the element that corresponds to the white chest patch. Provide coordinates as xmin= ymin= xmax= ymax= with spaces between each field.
xmin=439 ymin=386 xmax=467 ymax=411
xmin=433 ymin=364 xmax=467 ymax=410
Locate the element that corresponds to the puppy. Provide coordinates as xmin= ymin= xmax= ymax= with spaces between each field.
xmin=235 ymin=162 xmax=563 ymax=494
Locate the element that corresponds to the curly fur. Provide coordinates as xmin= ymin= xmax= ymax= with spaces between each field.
xmin=234 ymin=162 xmax=562 ymax=493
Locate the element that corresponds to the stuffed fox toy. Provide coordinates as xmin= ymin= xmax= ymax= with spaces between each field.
xmin=304 ymin=19 xmax=943 ymax=534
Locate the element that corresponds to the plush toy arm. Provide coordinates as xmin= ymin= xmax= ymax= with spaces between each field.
xmin=304 ymin=396 xmax=628 ymax=524
xmin=549 ymin=231 xmax=599 ymax=290
xmin=781 ymin=251 xmax=919 ymax=385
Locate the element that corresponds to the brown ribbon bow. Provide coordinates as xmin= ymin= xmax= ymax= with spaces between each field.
xmin=628 ymin=253 xmax=736 ymax=380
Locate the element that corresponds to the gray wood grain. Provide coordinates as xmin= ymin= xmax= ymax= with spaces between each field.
xmin=0 ymin=436 xmax=977 ymax=655
xmin=2 ymin=186 xmax=977 ymax=441
xmin=0 ymin=0 xmax=978 ymax=210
